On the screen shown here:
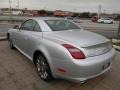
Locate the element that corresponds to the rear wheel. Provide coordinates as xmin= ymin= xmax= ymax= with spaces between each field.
xmin=35 ymin=54 xmax=53 ymax=81
xmin=111 ymin=22 xmax=113 ymax=24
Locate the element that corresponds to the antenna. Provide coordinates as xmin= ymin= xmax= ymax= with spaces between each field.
xmin=9 ymin=0 xmax=13 ymax=23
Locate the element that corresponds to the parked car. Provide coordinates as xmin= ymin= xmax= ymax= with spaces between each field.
xmin=73 ymin=17 xmax=81 ymax=23
xmin=91 ymin=16 xmax=98 ymax=22
xmin=97 ymin=17 xmax=114 ymax=24
xmin=7 ymin=17 xmax=115 ymax=83
xmin=65 ymin=16 xmax=73 ymax=20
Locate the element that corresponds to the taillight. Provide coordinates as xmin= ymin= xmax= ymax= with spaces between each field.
xmin=62 ymin=44 xmax=85 ymax=59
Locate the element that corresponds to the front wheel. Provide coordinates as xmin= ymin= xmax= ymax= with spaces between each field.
xmin=101 ymin=21 xmax=104 ymax=23
xmin=8 ymin=36 xmax=15 ymax=49
xmin=35 ymin=54 xmax=53 ymax=81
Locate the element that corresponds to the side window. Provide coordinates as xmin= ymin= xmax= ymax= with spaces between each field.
xmin=34 ymin=23 xmax=41 ymax=32
xmin=20 ymin=20 xmax=36 ymax=31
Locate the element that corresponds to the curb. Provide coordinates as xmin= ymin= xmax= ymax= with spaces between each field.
xmin=112 ymin=39 xmax=120 ymax=43
xmin=0 ymin=37 xmax=7 ymax=41
xmin=0 ymin=22 xmax=19 ymax=25
xmin=112 ymin=38 xmax=120 ymax=51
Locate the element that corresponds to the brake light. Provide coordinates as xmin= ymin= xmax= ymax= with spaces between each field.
xmin=62 ymin=44 xmax=85 ymax=59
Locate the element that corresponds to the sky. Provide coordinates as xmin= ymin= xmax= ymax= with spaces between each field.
xmin=0 ymin=0 xmax=120 ymax=13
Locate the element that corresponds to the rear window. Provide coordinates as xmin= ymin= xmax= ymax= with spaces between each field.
xmin=45 ymin=20 xmax=80 ymax=31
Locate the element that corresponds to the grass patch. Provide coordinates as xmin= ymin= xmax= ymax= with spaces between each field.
xmin=112 ymin=39 xmax=120 ymax=46
xmin=113 ymin=42 xmax=120 ymax=46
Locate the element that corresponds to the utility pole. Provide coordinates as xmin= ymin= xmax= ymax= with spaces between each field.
xmin=98 ymin=4 xmax=101 ymax=19
xmin=18 ymin=0 xmax=19 ymax=9
xmin=118 ymin=21 xmax=120 ymax=39
xmin=9 ymin=0 xmax=13 ymax=23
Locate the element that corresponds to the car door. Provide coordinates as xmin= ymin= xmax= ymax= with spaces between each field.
xmin=23 ymin=21 xmax=43 ymax=57
xmin=19 ymin=19 xmax=42 ymax=58
xmin=15 ymin=20 xmax=36 ymax=55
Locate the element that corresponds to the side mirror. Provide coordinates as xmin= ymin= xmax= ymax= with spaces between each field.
xmin=13 ymin=25 xmax=19 ymax=29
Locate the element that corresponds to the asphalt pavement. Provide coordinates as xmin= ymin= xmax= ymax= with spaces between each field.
xmin=80 ymin=20 xmax=119 ymax=39
xmin=0 ymin=24 xmax=14 ymax=37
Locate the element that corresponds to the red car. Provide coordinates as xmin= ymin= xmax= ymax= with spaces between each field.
xmin=91 ymin=16 xmax=98 ymax=22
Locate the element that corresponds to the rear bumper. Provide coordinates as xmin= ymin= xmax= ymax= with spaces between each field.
xmin=54 ymin=48 xmax=115 ymax=81
xmin=65 ymin=64 xmax=111 ymax=82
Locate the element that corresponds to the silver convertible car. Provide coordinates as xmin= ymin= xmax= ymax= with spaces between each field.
xmin=7 ymin=17 xmax=115 ymax=83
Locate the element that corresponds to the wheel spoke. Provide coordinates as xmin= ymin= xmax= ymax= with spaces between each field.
xmin=36 ymin=58 xmax=48 ymax=79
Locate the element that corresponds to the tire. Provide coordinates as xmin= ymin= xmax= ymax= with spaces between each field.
xmin=111 ymin=22 xmax=113 ymax=24
xmin=35 ymin=54 xmax=53 ymax=81
xmin=8 ymin=36 xmax=15 ymax=49
xmin=101 ymin=21 xmax=104 ymax=23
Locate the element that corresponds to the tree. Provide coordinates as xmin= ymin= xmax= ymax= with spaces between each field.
xmin=38 ymin=10 xmax=47 ymax=16
xmin=47 ymin=11 xmax=53 ymax=16
xmin=90 ymin=13 xmax=97 ymax=17
xmin=116 ymin=14 xmax=120 ymax=20
xmin=73 ymin=13 xmax=80 ymax=17
xmin=80 ymin=12 xmax=90 ymax=18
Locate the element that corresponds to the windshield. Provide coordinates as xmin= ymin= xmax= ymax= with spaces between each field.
xmin=45 ymin=20 xmax=80 ymax=31
xmin=102 ymin=18 xmax=111 ymax=20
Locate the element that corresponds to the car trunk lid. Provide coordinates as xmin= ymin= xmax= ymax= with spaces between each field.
xmin=44 ymin=30 xmax=112 ymax=57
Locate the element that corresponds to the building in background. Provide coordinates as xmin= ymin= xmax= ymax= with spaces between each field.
xmin=1 ymin=8 xmax=22 ymax=15
xmin=54 ymin=10 xmax=73 ymax=17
